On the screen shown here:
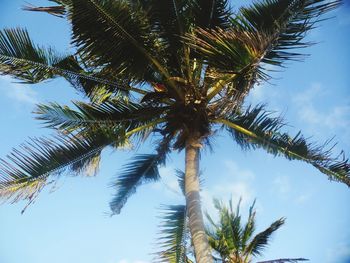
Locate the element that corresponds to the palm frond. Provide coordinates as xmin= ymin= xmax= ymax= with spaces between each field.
xmin=184 ymin=28 xmax=259 ymax=75
xmin=184 ymin=0 xmax=340 ymax=91
xmin=35 ymin=98 xmax=167 ymax=131
xmin=0 ymin=28 xmax=140 ymax=97
xmin=191 ymin=0 xmax=232 ymax=29
xmin=137 ymin=0 xmax=189 ymax=77
xmin=241 ymin=200 xmax=257 ymax=251
xmin=67 ymin=0 xmax=177 ymax=91
xmin=216 ymin=105 xmax=350 ymax=186
xmin=109 ymin=154 xmax=163 ymax=215
xmin=22 ymin=1 xmax=67 ymax=17
xmin=0 ymin=27 xmax=68 ymax=83
xmin=206 ymin=199 xmax=243 ymax=260
xmin=176 ymin=170 xmax=186 ymax=196
xmin=232 ymin=0 xmax=341 ymax=70
xmin=245 ymin=218 xmax=285 ymax=256
xmin=155 ymin=204 xmax=189 ymax=263
xmin=0 ymin=131 xmax=116 ymax=204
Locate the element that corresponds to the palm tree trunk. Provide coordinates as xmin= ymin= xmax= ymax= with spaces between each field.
xmin=185 ymin=136 xmax=212 ymax=263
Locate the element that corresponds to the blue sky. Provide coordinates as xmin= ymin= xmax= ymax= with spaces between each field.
xmin=0 ymin=1 xmax=349 ymax=263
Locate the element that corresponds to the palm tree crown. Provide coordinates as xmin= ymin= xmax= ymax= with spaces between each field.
xmin=0 ymin=0 xmax=348 ymax=262
xmin=206 ymin=199 xmax=285 ymax=263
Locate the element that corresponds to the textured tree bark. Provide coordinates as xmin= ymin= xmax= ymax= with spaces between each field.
xmin=185 ymin=136 xmax=212 ymax=263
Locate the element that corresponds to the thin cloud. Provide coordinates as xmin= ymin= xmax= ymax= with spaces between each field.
xmin=295 ymin=193 xmax=311 ymax=205
xmin=272 ymin=176 xmax=291 ymax=196
xmin=201 ymin=160 xmax=256 ymax=218
xmin=0 ymin=76 xmax=38 ymax=105
xmin=293 ymin=83 xmax=350 ymax=144
xmin=151 ymin=166 xmax=183 ymax=200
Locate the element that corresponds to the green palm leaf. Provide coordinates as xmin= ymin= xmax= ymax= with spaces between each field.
xmin=241 ymin=201 xmax=257 ymax=251
xmin=206 ymin=199 xmax=244 ymax=260
xmin=0 ymin=27 xmax=68 ymax=83
xmin=215 ymin=105 xmax=350 ymax=186
xmin=245 ymin=218 xmax=285 ymax=257
xmin=0 ymin=28 xmax=141 ymax=97
xmin=0 ymin=131 xmax=116 ymax=204
xmin=191 ymin=0 xmax=232 ymax=29
xmin=184 ymin=0 xmax=341 ymax=99
xmin=206 ymin=199 xmax=290 ymax=262
xmin=110 ymin=154 xmax=163 ymax=215
xmin=233 ymin=0 xmax=340 ymax=68
xmin=35 ymin=98 xmax=167 ymax=131
xmin=67 ymin=0 xmax=177 ymax=88
xmin=156 ymin=204 xmax=189 ymax=263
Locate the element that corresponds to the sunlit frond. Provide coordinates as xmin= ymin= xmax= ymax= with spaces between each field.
xmin=0 ymin=28 xmax=141 ymax=98
xmin=35 ymin=98 xmax=167 ymax=132
xmin=233 ymin=0 xmax=340 ymax=68
xmin=216 ymin=105 xmax=350 ymax=186
xmin=156 ymin=204 xmax=189 ymax=263
xmin=0 ymin=131 xmax=116 ymax=204
xmin=0 ymin=27 xmax=68 ymax=83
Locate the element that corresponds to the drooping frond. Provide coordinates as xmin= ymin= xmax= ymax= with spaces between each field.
xmin=35 ymin=98 xmax=167 ymax=131
xmin=0 ymin=27 xmax=68 ymax=83
xmin=155 ymin=205 xmax=189 ymax=263
xmin=257 ymin=258 xmax=309 ymax=263
xmin=0 ymin=131 xmax=116 ymax=204
xmin=176 ymin=170 xmax=186 ymax=196
xmin=184 ymin=0 xmax=340 ymax=101
xmin=215 ymin=105 xmax=350 ymax=186
xmin=233 ymin=0 xmax=341 ymax=69
xmin=109 ymin=154 xmax=163 ymax=215
xmin=244 ymin=218 xmax=285 ymax=257
xmin=0 ymin=28 xmax=140 ymax=97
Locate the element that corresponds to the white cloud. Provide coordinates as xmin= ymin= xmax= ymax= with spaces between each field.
xmin=223 ymin=160 xmax=255 ymax=181
xmin=295 ymin=193 xmax=311 ymax=205
xmin=0 ymin=76 xmax=38 ymax=105
xmin=272 ymin=176 xmax=291 ymax=195
xmin=247 ymin=83 xmax=279 ymax=106
xmin=293 ymin=83 xmax=350 ymax=143
xmin=294 ymin=83 xmax=324 ymax=103
xmin=151 ymin=166 xmax=183 ymax=200
xmin=153 ymin=161 xmax=258 ymax=220
xmin=201 ymin=160 xmax=256 ymax=218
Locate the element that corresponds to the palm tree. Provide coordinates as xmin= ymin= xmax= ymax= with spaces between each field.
xmin=206 ymin=199 xmax=304 ymax=263
xmin=0 ymin=1 xmax=349 ymax=262
xmin=155 ymin=197 xmax=308 ymax=263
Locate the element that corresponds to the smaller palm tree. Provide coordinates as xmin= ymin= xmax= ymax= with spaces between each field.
xmin=206 ymin=199 xmax=305 ymax=263
xmin=156 ymin=193 xmax=308 ymax=263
